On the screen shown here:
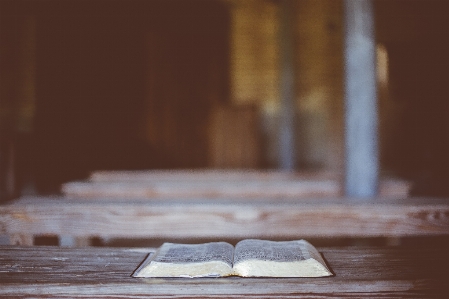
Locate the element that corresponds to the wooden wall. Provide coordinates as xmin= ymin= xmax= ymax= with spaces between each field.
xmin=375 ymin=0 xmax=449 ymax=195
xmin=295 ymin=0 xmax=345 ymax=170
xmin=1 ymin=0 xmax=449 ymax=196
xmin=0 ymin=1 xmax=36 ymax=199
xmin=229 ymin=0 xmax=345 ymax=170
xmin=208 ymin=104 xmax=260 ymax=168
xmin=143 ymin=1 xmax=230 ymax=169
xmin=229 ymin=0 xmax=449 ymax=187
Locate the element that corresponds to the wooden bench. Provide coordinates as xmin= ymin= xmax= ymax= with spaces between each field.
xmin=61 ymin=170 xmax=411 ymax=198
xmin=1 ymin=196 xmax=448 ymax=246
xmin=0 ymin=245 xmax=447 ymax=298
xmin=89 ymin=169 xmax=333 ymax=181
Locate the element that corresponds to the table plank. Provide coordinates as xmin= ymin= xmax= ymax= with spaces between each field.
xmin=87 ymin=170 xmax=410 ymax=197
xmin=1 ymin=197 xmax=449 ymax=240
xmin=0 ymin=246 xmax=447 ymax=298
xmin=62 ymin=171 xmax=410 ymax=198
xmin=89 ymin=169 xmax=315 ymax=182
xmin=61 ymin=179 xmax=341 ymax=198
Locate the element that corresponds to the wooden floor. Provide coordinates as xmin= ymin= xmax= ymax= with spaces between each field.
xmin=0 ymin=245 xmax=448 ymax=298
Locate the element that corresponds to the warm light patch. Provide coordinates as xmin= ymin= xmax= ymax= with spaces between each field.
xmin=376 ymin=44 xmax=389 ymax=87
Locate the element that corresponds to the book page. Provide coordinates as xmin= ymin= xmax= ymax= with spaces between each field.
xmin=132 ymin=242 xmax=234 ymax=278
xmin=154 ymin=242 xmax=234 ymax=266
xmin=233 ymin=239 xmax=332 ymax=277
xmin=234 ymin=239 xmax=306 ymax=264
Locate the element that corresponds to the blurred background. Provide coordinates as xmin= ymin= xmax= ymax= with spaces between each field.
xmin=1 ymin=0 xmax=448 ymax=198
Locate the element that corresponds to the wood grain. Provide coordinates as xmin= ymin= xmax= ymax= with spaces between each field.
xmin=0 ymin=246 xmax=447 ymax=298
xmin=61 ymin=180 xmax=342 ymax=198
xmin=1 ymin=197 xmax=448 ymax=242
xmin=89 ymin=170 xmax=333 ymax=182
xmin=63 ymin=170 xmax=410 ymax=198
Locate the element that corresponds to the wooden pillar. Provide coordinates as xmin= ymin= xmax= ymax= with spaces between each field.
xmin=344 ymin=0 xmax=378 ymax=198
xmin=278 ymin=0 xmax=296 ymax=171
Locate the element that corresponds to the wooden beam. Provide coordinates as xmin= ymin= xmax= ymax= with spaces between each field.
xmin=89 ymin=170 xmax=305 ymax=182
xmin=63 ymin=170 xmax=411 ymax=199
xmin=344 ymin=0 xmax=379 ymax=198
xmin=278 ymin=0 xmax=296 ymax=170
xmin=61 ymin=179 xmax=341 ymax=198
xmin=61 ymin=176 xmax=410 ymax=198
xmin=1 ymin=197 xmax=448 ymax=241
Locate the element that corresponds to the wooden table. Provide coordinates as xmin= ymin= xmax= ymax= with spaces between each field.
xmin=0 ymin=245 xmax=447 ymax=298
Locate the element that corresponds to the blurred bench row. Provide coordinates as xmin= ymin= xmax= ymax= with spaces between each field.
xmin=1 ymin=170 xmax=448 ymax=247
xmin=62 ymin=169 xmax=410 ymax=198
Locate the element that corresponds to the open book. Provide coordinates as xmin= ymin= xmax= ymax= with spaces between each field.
xmin=132 ymin=239 xmax=332 ymax=278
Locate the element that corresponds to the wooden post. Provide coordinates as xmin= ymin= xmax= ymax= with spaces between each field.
xmin=344 ymin=0 xmax=379 ymax=198
xmin=278 ymin=0 xmax=296 ymax=171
